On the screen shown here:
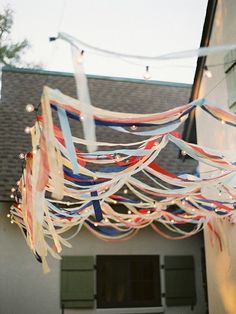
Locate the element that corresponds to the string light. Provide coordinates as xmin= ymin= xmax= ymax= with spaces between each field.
xmin=10 ymin=194 xmax=14 ymax=199
xmin=143 ymin=66 xmax=151 ymax=80
xmin=25 ymin=104 xmax=34 ymax=112
xmin=181 ymin=150 xmax=187 ymax=156
xmin=10 ymin=220 xmax=14 ymax=224
xmin=123 ymin=189 xmax=128 ymax=194
xmin=11 ymin=187 xmax=16 ymax=192
xmin=221 ymin=120 xmax=225 ymax=125
xmin=128 ymin=210 xmax=132 ymax=214
xmin=204 ymin=66 xmax=212 ymax=78
xmin=77 ymin=50 xmax=84 ymax=64
xmin=19 ymin=153 xmax=25 ymax=160
xmin=24 ymin=126 xmax=31 ymax=134
xmin=130 ymin=125 xmax=137 ymax=131
xmin=7 ymin=213 xmax=11 ymax=218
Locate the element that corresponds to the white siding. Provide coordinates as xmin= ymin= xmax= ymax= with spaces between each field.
xmin=0 ymin=202 xmax=205 ymax=314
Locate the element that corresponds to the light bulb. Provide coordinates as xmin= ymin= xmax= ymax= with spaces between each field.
xmin=77 ymin=50 xmax=84 ymax=64
xmin=10 ymin=194 xmax=14 ymax=199
xmin=16 ymin=180 xmax=20 ymax=186
xmin=25 ymin=104 xmax=34 ymax=112
xmin=7 ymin=213 xmax=11 ymax=218
xmin=123 ymin=189 xmax=128 ymax=194
xmin=11 ymin=187 xmax=16 ymax=192
xmin=221 ymin=120 xmax=225 ymax=125
xmin=19 ymin=153 xmax=25 ymax=160
xmin=181 ymin=150 xmax=187 ymax=156
xmin=128 ymin=210 xmax=132 ymax=214
xmin=94 ymin=223 xmax=98 ymax=227
xmin=143 ymin=66 xmax=151 ymax=80
xmin=147 ymin=210 xmax=151 ymax=214
xmin=130 ymin=125 xmax=137 ymax=131
xmin=24 ymin=126 xmax=31 ymax=134
xmin=204 ymin=66 xmax=212 ymax=78
xmin=10 ymin=220 xmax=14 ymax=224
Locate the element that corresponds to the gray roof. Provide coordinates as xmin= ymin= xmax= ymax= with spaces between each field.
xmin=0 ymin=67 xmax=196 ymax=201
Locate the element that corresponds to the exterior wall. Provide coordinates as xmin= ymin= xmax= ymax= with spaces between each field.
xmin=0 ymin=202 xmax=206 ymax=314
xmin=195 ymin=1 xmax=236 ymax=313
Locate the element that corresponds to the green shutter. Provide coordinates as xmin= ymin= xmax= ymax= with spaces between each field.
xmin=61 ymin=256 xmax=95 ymax=309
xmin=164 ymin=255 xmax=196 ymax=307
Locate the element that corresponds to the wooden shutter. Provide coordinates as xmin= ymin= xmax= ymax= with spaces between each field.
xmin=164 ymin=255 xmax=196 ymax=307
xmin=61 ymin=256 xmax=95 ymax=309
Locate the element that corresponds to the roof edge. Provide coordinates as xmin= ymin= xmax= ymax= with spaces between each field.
xmin=182 ymin=0 xmax=218 ymax=146
xmin=2 ymin=66 xmax=191 ymax=88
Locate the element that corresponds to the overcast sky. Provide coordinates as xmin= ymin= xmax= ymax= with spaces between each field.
xmin=3 ymin=0 xmax=208 ymax=83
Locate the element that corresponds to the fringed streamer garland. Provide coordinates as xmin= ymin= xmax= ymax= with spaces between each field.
xmin=10 ymin=86 xmax=236 ymax=271
xmin=59 ymin=33 xmax=97 ymax=152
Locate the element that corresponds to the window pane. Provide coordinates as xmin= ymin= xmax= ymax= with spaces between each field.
xmin=97 ymin=255 xmax=161 ymax=308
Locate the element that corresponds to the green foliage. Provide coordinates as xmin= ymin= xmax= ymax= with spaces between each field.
xmin=0 ymin=7 xmax=29 ymax=66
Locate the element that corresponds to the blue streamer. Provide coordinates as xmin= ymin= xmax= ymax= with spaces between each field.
xmin=57 ymin=107 xmax=80 ymax=174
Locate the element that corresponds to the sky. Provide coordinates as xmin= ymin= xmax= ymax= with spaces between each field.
xmin=2 ymin=0 xmax=208 ymax=83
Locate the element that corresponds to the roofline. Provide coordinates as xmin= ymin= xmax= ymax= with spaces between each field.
xmin=182 ymin=0 xmax=218 ymax=146
xmin=2 ymin=66 xmax=191 ymax=88
xmin=190 ymin=0 xmax=218 ymax=101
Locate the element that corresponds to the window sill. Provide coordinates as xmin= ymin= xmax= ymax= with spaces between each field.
xmin=96 ymin=307 xmax=164 ymax=314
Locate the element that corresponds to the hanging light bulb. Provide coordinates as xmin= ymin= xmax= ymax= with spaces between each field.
xmin=10 ymin=194 xmax=14 ymax=199
xmin=181 ymin=150 xmax=187 ymax=156
xmin=123 ymin=189 xmax=128 ymax=194
xmin=25 ymin=104 xmax=35 ymax=112
xmin=10 ymin=220 xmax=14 ymax=224
xmin=19 ymin=153 xmax=25 ymax=160
xmin=24 ymin=126 xmax=31 ymax=134
xmin=77 ymin=50 xmax=84 ymax=64
xmin=7 ymin=213 xmax=11 ymax=218
xmin=130 ymin=125 xmax=137 ymax=131
xmin=11 ymin=187 xmax=16 ymax=192
xmin=143 ymin=66 xmax=151 ymax=80
xmin=204 ymin=66 xmax=212 ymax=78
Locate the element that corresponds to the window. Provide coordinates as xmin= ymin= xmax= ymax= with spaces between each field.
xmin=60 ymin=254 xmax=196 ymax=310
xmin=96 ymin=255 xmax=161 ymax=308
xmin=224 ymin=49 xmax=236 ymax=111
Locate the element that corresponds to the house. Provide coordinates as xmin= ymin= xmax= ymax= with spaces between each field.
xmin=0 ymin=66 xmax=206 ymax=314
xmin=183 ymin=0 xmax=236 ymax=313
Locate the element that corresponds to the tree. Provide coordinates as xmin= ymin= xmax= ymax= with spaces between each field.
xmin=0 ymin=6 xmax=29 ymax=67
